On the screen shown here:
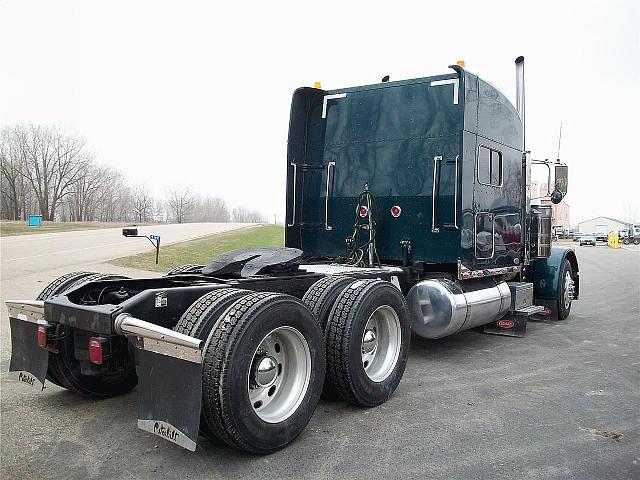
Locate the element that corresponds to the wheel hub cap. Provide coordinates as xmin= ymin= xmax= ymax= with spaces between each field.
xmin=564 ymin=272 xmax=574 ymax=309
xmin=247 ymin=327 xmax=311 ymax=424
xmin=362 ymin=329 xmax=377 ymax=355
xmin=361 ymin=305 xmax=401 ymax=383
xmin=254 ymin=355 xmax=278 ymax=387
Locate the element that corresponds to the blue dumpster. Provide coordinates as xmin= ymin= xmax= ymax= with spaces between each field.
xmin=28 ymin=215 xmax=42 ymax=227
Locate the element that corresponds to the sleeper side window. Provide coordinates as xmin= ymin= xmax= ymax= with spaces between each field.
xmin=477 ymin=146 xmax=502 ymax=187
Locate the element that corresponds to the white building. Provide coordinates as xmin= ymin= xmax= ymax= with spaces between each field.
xmin=577 ymin=216 xmax=627 ymax=234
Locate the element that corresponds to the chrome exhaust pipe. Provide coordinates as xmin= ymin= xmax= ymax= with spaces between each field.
xmin=114 ymin=313 xmax=203 ymax=351
xmin=515 ymin=56 xmax=526 ymax=151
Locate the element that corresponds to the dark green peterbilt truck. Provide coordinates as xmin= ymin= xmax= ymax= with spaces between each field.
xmin=7 ymin=57 xmax=578 ymax=454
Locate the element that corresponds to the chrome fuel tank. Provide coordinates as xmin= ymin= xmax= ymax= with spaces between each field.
xmin=406 ymin=278 xmax=511 ymax=339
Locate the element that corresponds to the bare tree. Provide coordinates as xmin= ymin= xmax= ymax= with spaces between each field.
xmin=193 ymin=195 xmax=231 ymax=222
xmin=13 ymin=125 xmax=90 ymax=221
xmin=232 ymin=206 xmax=266 ymax=223
xmin=0 ymin=127 xmax=27 ymax=220
xmin=165 ymin=186 xmax=195 ymax=223
xmin=132 ymin=184 xmax=153 ymax=222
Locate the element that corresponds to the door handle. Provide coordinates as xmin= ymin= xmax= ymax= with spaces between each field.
xmin=325 ymin=161 xmax=335 ymax=230
xmin=287 ymin=162 xmax=297 ymax=227
xmin=432 ymin=156 xmax=441 ymax=233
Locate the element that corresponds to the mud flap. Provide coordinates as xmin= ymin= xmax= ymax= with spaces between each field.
xmin=136 ymin=344 xmax=202 ymax=451
xmin=484 ymin=306 xmax=544 ymax=337
xmin=9 ymin=317 xmax=49 ymax=390
xmin=483 ymin=315 xmax=528 ymax=337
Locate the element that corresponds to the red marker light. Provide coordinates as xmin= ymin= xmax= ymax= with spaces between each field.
xmin=391 ymin=205 xmax=401 ymax=218
xmin=359 ymin=206 xmax=368 ymax=218
xmin=88 ymin=337 xmax=104 ymax=365
xmin=37 ymin=325 xmax=47 ymax=348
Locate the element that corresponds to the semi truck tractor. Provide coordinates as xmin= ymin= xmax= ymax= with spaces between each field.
xmin=7 ymin=56 xmax=579 ymax=454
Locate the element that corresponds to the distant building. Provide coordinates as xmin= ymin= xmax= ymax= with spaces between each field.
xmin=577 ymin=216 xmax=627 ymax=234
xmin=531 ymin=181 xmax=571 ymax=231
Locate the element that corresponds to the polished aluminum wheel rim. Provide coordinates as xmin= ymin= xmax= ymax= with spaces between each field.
xmin=361 ymin=305 xmax=401 ymax=383
xmin=248 ymin=326 xmax=311 ymax=423
xmin=563 ymin=271 xmax=574 ymax=310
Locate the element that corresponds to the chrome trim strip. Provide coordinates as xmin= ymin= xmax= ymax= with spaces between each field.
xmin=474 ymin=211 xmax=495 ymax=260
xmin=458 ymin=263 xmax=521 ymax=280
xmin=141 ymin=338 xmax=202 ymax=364
xmin=325 ymin=161 xmax=335 ymax=230
xmin=476 ymin=144 xmax=504 ymax=188
xmin=287 ymin=162 xmax=297 ymax=227
xmin=322 ymin=93 xmax=347 ymax=118
xmin=6 ymin=300 xmax=45 ymax=324
xmin=430 ymin=78 xmax=459 ymax=104
xmin=138 ymin=419 xmax=196 ymax=452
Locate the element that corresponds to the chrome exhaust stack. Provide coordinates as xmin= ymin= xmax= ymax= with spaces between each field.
xmin=515 ymin=56 xmax=526 ymax=151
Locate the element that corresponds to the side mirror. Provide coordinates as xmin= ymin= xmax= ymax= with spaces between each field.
xmin=554 ymin=164 xmax=568 ymax=195
xmin=550 ymin=190 xmax=563 ymax=204
xmin=122 ymin=227 xmax=138 ymax=237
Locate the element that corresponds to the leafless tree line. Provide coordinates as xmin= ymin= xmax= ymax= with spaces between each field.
xmin=1 ymin=124 xmax=267 ymax=224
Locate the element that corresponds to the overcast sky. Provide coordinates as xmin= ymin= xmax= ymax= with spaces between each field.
xmin=1 ymin=0 xmax=638 ymax=225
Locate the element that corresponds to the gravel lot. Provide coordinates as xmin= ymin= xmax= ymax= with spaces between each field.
xmin=1 ymin=239 xmax=638 ymax=480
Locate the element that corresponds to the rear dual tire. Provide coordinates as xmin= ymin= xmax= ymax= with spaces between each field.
xmin=177 ymin=290 xmax=325 ymax=454
xmin=325 ymin=280 xmax=411 ymax=407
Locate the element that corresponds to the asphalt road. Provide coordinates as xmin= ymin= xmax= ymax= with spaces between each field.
xmin=0 ymin=240 xmax=638 ymax=479
xmin=0 ymin=223 xmax=248 ymax=363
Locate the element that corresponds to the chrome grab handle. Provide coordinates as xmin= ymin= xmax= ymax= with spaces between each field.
xmin=432 ymin=156 xmax=441 ymax=233
xmin=325 ymin=161 xmax=335 ymax=230
xmin=114 ymin=313 xmax=203 ymax=350
xmin=453 ymin=155 xmax=459 ymax=229
xmin=287 ymin=162 xmax=297 ymax=227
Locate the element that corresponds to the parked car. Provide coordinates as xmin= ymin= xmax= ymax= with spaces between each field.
xmin=595 ymin=232 xmax=608 ymax=242
xmin=580 ymin=234 xmax=597 ymax=246
xmin=572 ymin=232 xmax=583 ymax=242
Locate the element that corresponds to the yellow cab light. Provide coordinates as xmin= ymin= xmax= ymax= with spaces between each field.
xmin=314 ymin=81 xmax=322 ymax=89
xmin=457 ymin=60 xmax=465 ymax=67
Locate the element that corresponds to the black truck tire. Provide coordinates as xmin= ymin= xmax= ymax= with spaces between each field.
xmin=325 ymin=279 xmax=411 ymax=407
xmin=36 ymin=271 xmax=97 ymax=388
xmin=201 ymin=292 xmax=325 ymax=454
xmin=557 ymin=259 xmax=574 ymax=320
xmin=302 ymin=275 xmax=356 ymax=400
xmin=173 ymin=287 xmax=252 ymax=439
xmin=165 ymin=264 xmax=204 ymax=276
xmin=302 ymin=276 xmax=356 ymax=332
xmin=47 ymin=273 xmax=138 ymax=398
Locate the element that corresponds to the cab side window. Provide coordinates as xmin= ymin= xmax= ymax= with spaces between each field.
xmin=477 ymin=146 xmax=502 ymax=187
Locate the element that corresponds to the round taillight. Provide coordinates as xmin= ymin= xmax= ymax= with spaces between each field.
xmin=391 ymin=205 xmax=401 ymax=218
xmin=359 ymin=206 xmax=368 ymax=218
